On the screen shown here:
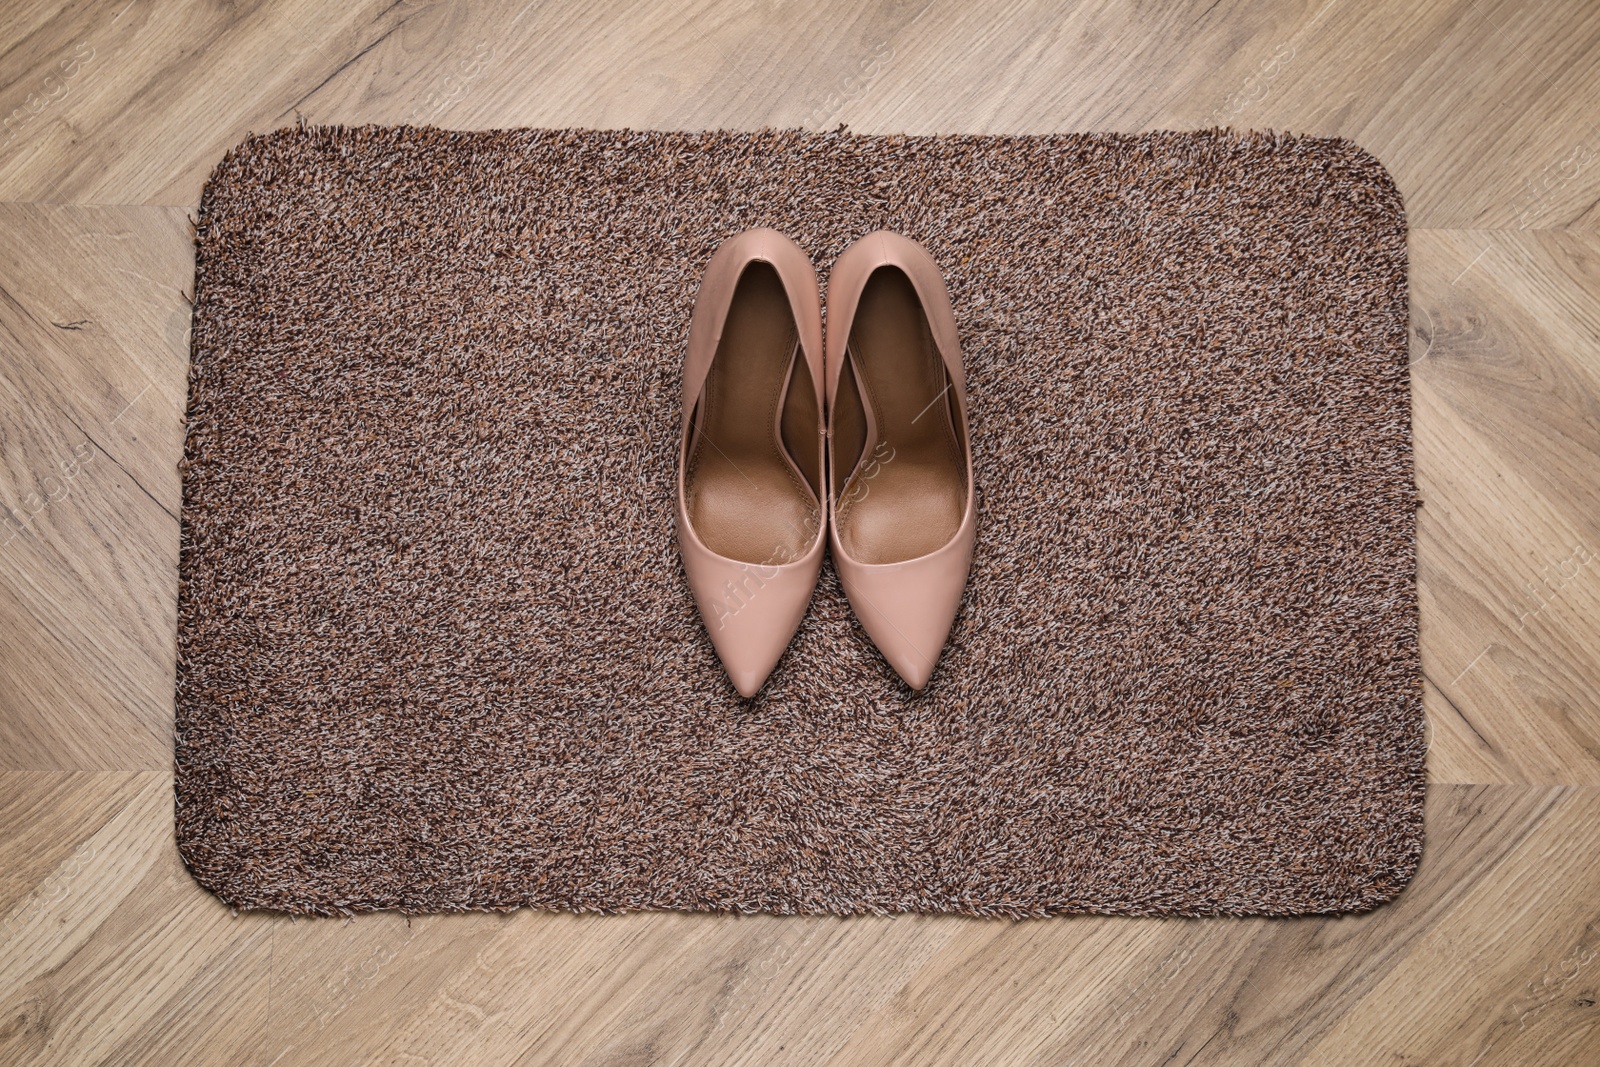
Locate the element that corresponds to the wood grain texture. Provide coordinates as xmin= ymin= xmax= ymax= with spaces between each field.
xmin=1 ymin=0 xmax=1596 ymax=1062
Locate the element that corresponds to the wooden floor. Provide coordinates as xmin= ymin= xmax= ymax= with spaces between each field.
xmin=3 ymin=0 xmax=1598 ymax=1063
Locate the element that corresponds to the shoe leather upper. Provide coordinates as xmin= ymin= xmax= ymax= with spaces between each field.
xmin=676 ymin=229 xmax=826 ymax=698
xmin=825 ymin=230 xmax=977 ymax=691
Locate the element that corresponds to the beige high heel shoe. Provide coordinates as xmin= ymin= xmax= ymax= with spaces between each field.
xmin=676 ymin=229 xmax=826 ymax=697
xmin=826 ymin=231 xmax=976 ymax=690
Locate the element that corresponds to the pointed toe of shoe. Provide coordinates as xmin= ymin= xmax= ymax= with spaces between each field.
xmin=699 ymin=576 xmax=817 ymax=697
xmin=882 ymin=647 xmax=936 ymax=692
xmin=844 ymin=576 xmax=962 ymax=690
xmin=725 ymin=662 xmax=774 ymax=700
xmin=678 ymin=527 xmax=824 ymax=698
xmin=833 ymin=517 xmax=975 ymax=692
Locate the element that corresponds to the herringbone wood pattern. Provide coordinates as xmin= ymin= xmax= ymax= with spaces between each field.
xmin=2 ymin=1 xmax=1598 ymax=1063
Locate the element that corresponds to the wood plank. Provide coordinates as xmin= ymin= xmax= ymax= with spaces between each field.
xmin=0 ymin=205 xmax=189 ymax=771
xmin=0 ymin=772 xmax=272 ymax=1066
xmin=0 ymin=771 xmax=150 ymax=911
xmin=1298 ymin=786 xmax=1600 ymax=1065
xmin=6 ymin=782 xmax=1582 ymax=1065
xmin=1412 ymin=229 xmax=1600 ymax=785
xmin=0 ymin=204 xmax=192 ymax=495
xmin=0 ymin=1 xmax=1595 ymax=221
xmin=818 ymin=786 xmax=1591 ymax=1067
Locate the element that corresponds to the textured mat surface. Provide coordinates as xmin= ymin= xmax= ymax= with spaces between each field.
xmin=177 ymin=126 xmax=1422 ymax=917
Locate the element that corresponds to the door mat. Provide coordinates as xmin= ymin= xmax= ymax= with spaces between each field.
xmin=176 ymin=126 xmax=1423 ymax=917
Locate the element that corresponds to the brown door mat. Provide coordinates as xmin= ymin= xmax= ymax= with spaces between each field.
xmin=175 ymin=127 xmax=1422 ymax=918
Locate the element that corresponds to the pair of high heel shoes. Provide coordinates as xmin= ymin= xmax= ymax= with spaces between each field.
xmin=676 ymin=228 xmax=976 ymax=696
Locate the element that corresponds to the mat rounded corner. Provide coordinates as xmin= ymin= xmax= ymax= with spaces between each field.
xmin=1356 ymin=865 xmax=1423 ymax=918
xmin=1345 ymin=816 xmax=1427 ymax=915
xmin=199 ymin=125 xmax=314 ymax=205
xmin=1326 ymin=137 xmax=1407 ymax=223
xmin=173 ymin=833 xmax=259 ymax=914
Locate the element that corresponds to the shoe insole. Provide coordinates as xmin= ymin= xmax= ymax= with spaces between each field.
xmin=687 ymin=263 xmax=818 ymax=565
xmin=836 ymin=268 xmax=966 ymax=565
